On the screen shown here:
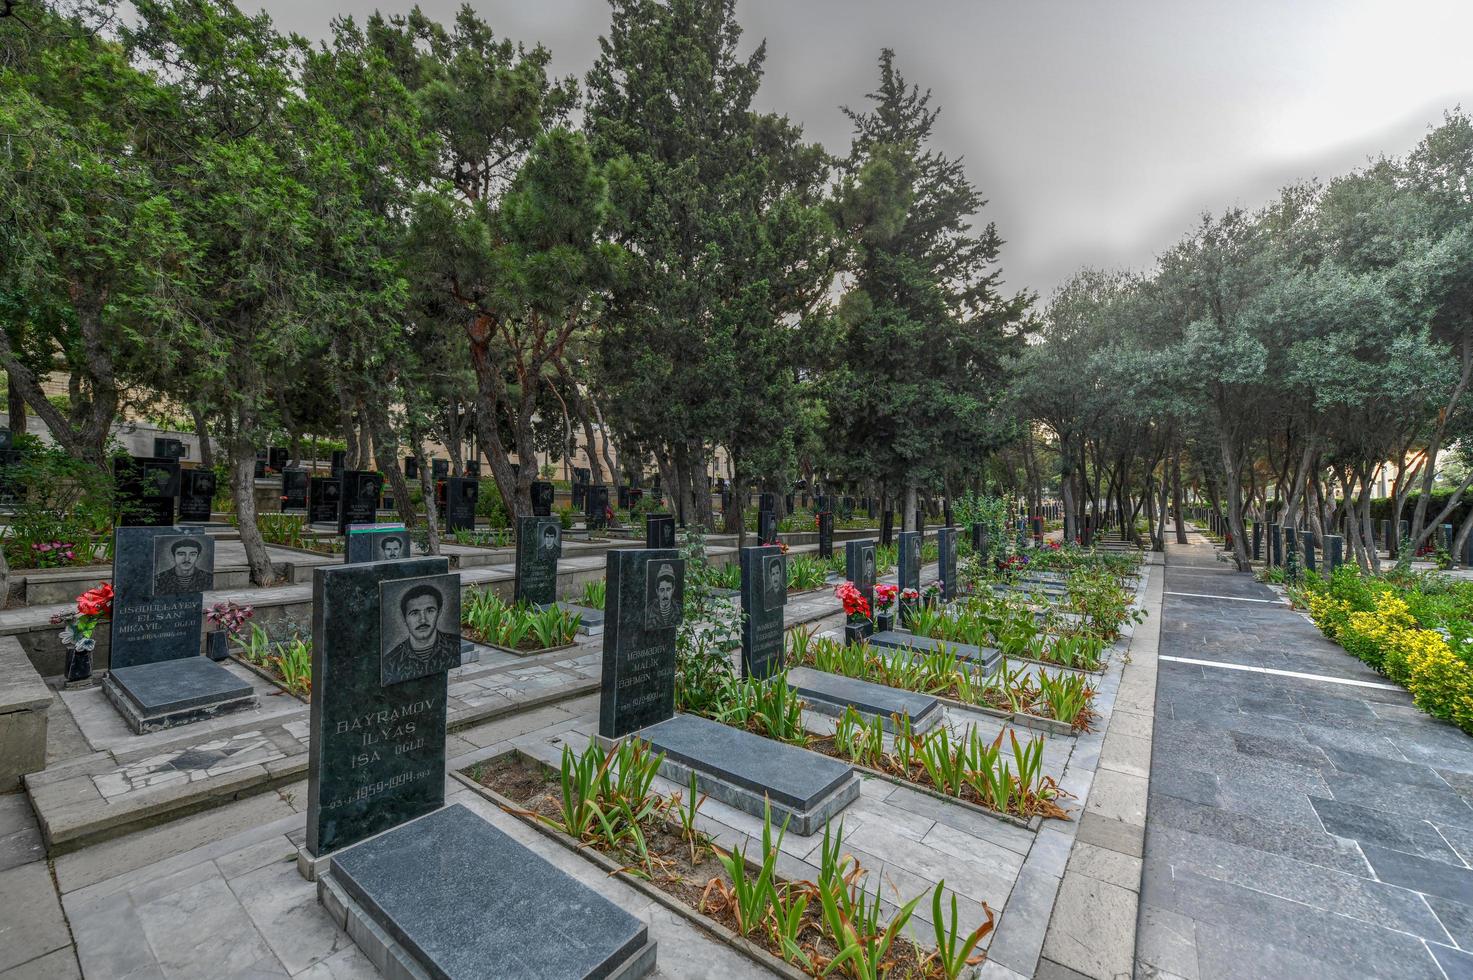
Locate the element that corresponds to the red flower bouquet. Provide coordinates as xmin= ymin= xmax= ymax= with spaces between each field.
xmin=834 ymin=581 xmax=871 ymax=623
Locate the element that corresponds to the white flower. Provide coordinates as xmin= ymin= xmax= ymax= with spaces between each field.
xmin=76 ymin=637 xmax=95 ymax=652
xmin=59 ymin=627 xmax=75 ymax=645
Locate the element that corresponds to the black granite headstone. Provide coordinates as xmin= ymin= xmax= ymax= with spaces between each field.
xmin=937 ymin=527 xmax=957 ymax=601
xmin=431 ymin=458 xmax=449 ymax=480
xmin=282 ymin=469 xmax=309 ymax=511
xmin=268 ymin=447 xmax=289 ymax=473
xmin=817 ymin=511 xmax=834 ymax=559
xmin=178 ymin=469 xmax=216 ymax=523
xmin=1252 ymin=521 xmax=1263 ymax=560
xmin=897 ymin=530 xmax=921 ymax=592
xmin=306 ymin=556 xmax=456 ymax=857
xmin=1301 ymin=529 xmax=1317 ymax=573
xmin=617 ymin=485 xmax=631 ymax=510
xmin=514 ymin=516 xmax=562 ymax=606
xmin=530 ymin=480 xmax=555 ymax=517
xmin=153 ymin=437 xmax=186 ymax=460
xmin=1268 ymin=522 xmax=1281 ymax=566
xmin=330 ymin=450 xmax=347 ymax=477
xmin=881 ymin=511 xmax=894 ymax=548
xmin=346 ymin=524 xmax=411 ymax=565
xmin=646 ymin=513 xmax=675 ymax=550
xmin=339 ymin=471 xmax=382 ymax=534
xmin=404 ymin=456 xmax=419 ymax=479
xmin=115 ymin=456 xmax=180 ymax=527
xmin=586 ymin=484 xmax=609 ymax=531
xmin=845 ymin=540 xmax=877 ymax=609
xmin=441 ymin=477 xmax=478 ymax=533
xmin=598 ymin=549 xmax=683 ymax=739
xmin=464 ymin=460 xmax=481 ymax=480
xmin=110 ymin=526 xmax=215 ymax=669
xmin=310 ymin=477 xmax=342 ymax=525
xmin=758 ymin=509 xmax=777 ymax=546
xmin=740 ymin=546 xmax=786 ymax=680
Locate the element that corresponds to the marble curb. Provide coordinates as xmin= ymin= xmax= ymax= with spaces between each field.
xmin=448 ymin=760 xmax=811 ymax=980
xmin=1034 ymin=551 xmax=1163 ymax=979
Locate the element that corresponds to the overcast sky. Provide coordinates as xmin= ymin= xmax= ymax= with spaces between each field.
xmin=253 ymin=0 xmax=1473 ymax=303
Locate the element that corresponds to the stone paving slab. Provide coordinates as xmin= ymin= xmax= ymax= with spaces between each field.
xmin=1137 ymin=525 xmax=1473 ymax=980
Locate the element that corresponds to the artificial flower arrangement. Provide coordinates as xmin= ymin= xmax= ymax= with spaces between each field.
xmin=52 ymin=582 xmax=113 ymax=683
xmin=873 ymin=583 xmax=899 ymax=615
xmin=922 ymin=580 xmax=943 ymax=604
xmin=900 ymin=587 xmax=920 ymax=604
xmin=834 ymin=581 xmax=871 ymax=623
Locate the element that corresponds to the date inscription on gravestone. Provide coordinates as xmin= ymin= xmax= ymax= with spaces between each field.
xmin=598 ymin=549 xmax=683 ymax=739
xmin=514 ymin=516 xmax=562 ymax=606
xmin=741 ymin=545 xmax=786 ymax=679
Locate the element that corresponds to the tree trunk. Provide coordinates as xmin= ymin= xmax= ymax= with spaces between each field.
xmin=190 ymin=404 xmax=214 ymax=471
xmin=7 ymin=382 xmax=26 ymax=437
xmin=368 ymin=407 xmax=417 ymax=535
xmin=1172 ymin=448 xmax=1188 ymax=544
xmin=411 ymin=423 xmax=441 ymax=556
xmin=904 ymin=485 xmax=919 ymax=533
xmin=231 ymin=426 xmax=275 ymax=586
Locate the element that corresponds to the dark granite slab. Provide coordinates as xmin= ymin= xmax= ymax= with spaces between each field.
xmin=515 ymin=516 xmax=562 ymax=606
xmin=846 ymin=539 xmax=878 ymax=608
xmin=787 ymin=667 xmax=940 ymax=731
xmin=108 ymin=658 xmax=253 ymax=714
xmin=937 ymin=527 xmax=957 ymax=601
xmin=639 ymin=714 xmax=853 ymax=812
xmin=897 ymin=530 xmax=921 ymax=591
xmin=867 ymin=630 xmax=1001 ymax=674
xmin=329 ymin=804 xmax=653 ymax=980
xmin=598 ymin=549 xmax=682 ymax=740
xmin=553 ymin=602 xmax=604 ymax=635
xmin=110 ymin=526 xmax=212 ymax=669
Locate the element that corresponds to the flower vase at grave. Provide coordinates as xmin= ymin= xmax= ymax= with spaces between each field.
xmin=64 ymin=639 xmax=94 ymax=686
xmin=898 ymin=597 xmax=919 ymax=630
xmin=875 ymin=612 xmax=894 ymax=633
xmin=208 ymin=631 xmax=230 ymax=662
xmin=844 ymin=620 xmax=873 ymax=646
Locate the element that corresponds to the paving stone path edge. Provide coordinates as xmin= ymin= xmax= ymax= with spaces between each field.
xmin=1030 ymin=551 xmax=1162 ymax=980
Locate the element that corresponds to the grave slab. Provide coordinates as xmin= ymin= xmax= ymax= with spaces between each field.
xmin=787 ymin=666 xmax=940 ymax=732
xmin=636 ymin=713 xmax=858 ymax=836
xmin=867 ymin=630 xmax=1002 ymax=675
xmin=553 ymin=602 xmax=605 ymax=636
xmin=102 ymin=658 xmax=257 ymax=734
xmin=323 ymin=803 xmax=655 ymax=980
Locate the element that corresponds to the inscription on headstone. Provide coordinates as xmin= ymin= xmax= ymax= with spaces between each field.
xmin=306 ymin=556 xmax=456 ymax=857
xmin=310 ymin=477 xmax=342 ymax=525
xmin=598 ymin=549 xmax=683 ymax=739
xmin=111 ymin=526 xmax=215 ymax=669
xmin=339 ymin=472 xmax=382 ymax=533
xmin=740 ymin=546 xmax=786 ymax=680
xmin=441 ymin=477 xmax=478 ymax=532
xmin=178 ymin=469 xmax=216 ymax=523
xmin=898 ymin=530 xmax=921 ymax=592
xmin=514 ymin=516 xmax=562 ymax=606
xmin=346 ymin=524 xmax=411 ymax=565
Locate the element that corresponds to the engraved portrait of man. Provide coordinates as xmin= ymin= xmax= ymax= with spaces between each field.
xmin=381 ymin=577 xmax=462 ymax=685
xmin=644 ymin=560 xmax=683 ymax=630
xmin=862 ymin=547 xmax=875 ymax=586
xmin=153 ymin=535 xmax=214 ymax=595
xmin=539 ymin=521 xmax=561 ymax=561
xmin=380 ymin=535 xmax=405 ymax=560
xmin=763 ymin=553 xmax=786 ymax=611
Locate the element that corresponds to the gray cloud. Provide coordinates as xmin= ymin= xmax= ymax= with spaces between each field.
xmin=257 ymin=0 xmax=1473 ymax=302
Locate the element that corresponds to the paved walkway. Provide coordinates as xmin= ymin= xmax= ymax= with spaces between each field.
xmin=1137 ymin=526 xmax=1473 ymax=979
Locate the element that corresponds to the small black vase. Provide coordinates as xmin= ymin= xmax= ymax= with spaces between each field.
xmin=64 ymin=644 xmax=93 ymax=684
xmin=208 ymin=631 xmax=230 ymax=662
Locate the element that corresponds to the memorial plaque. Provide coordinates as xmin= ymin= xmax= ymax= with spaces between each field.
xmin=937 ymin=527 xmax=957 ymax=600
xmin=153 ymin=437 xmax=186 ymax=460
xmin=431 ymin=458 xmax=449 ymax=480
xmin=281 ymin=469 xmax=309 ymax=511
xmin=586 ymin=484 xmax=609 ymax=531
xmin=309 ymin=477 xmax=342 ymax=525
xmin=339 ymin=471 xmax=382 ymax=533
xmin=898 ymin=530 xmax=921 ymax=592
xmin=330 ymin=450 xmax=347 ymax=477
xmin=845 ymin=540 xmax=877 ymax=608
xmin=111 ymin=526 xmax=215 ymax=669
xmin=646 ymin=513 xmax=676 ymax=549
xmin=441 ymin=477 xmax=478 ymax=532
xmin=346 ymin=523 xmax=411 ymax=564
xmin=530 ymin=480 xmax=555 ymax=517
xmin=380 ymin=574 xmax=461 ymax=685
xmin=306 ymin=556 xmax=455 ymax=857
xmin=598 ymin=549 xmax=683 ymax=739
xmin=178 ymin=469 xmax=216 ymax=523
xmin=740 ymin=546 xmax=786 ymax=680
xmin=514 ymin=516 xmax=562 ymax=606
xmin=818 ymin=511 xmax=834 ymax=559
xmin=114 ymin=456 xmax=180 ymax=527
xmin=268 ymin=447 xmax=289 ymax=473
